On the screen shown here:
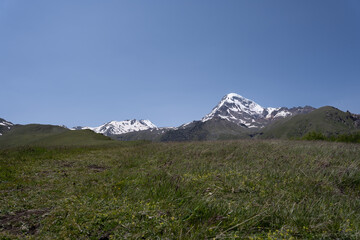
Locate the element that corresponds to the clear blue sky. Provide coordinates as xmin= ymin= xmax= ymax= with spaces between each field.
xmin=1 ymin=0 xmax=359 ymax=127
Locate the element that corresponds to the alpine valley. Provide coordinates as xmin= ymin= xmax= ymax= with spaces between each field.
xmin=1 ymin=93 xmax=360 ymax=145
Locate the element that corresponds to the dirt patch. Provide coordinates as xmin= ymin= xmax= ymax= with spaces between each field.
xmin=208 ymin=215 xmax=225 ymax=224
xmin=0 ymin=208 xmax=50 ymax=236
xmin=38 ymin=170 xmax=53 ymax=177
xmin=87 ymin=164 xmax=108 ymax=172
xmin=61 ymin=161 xmax=75 ymax=168
xmin=318 ymin=160 xmax=331 ymax=168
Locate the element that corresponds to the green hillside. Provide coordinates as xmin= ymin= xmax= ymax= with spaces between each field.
xmin=112 ymin=128 xmax=166 ymax=141
xmin=0 ymin=124 xmax=113 ymax=148
xmin=259 ymin=106 xmax=360 ymax=139
xmin=160 ymin=118 xmax=253 ymax=141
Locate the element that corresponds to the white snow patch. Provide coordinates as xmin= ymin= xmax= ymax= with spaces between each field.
xmin=265 ymin=107 xmax=280 ymax=118
xmin=274 ymin=111 xmax=291 ymax=118
xmin=0 ymin=120 xmax=13 ymax=126
xmin=179 ymin=121 xmax=193 ymax=128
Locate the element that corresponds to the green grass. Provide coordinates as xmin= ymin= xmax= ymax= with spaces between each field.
xmin=1 ymin=140 xmax=360 ymax=239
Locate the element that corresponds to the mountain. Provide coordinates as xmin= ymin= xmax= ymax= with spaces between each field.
xmin=158 ymin=91 xmax=313 ymax=142
xmin=112 ymin=93 xmax=316 ymax=141
xmin=259 ymin=106 xmax=360 ymax=139
xmin=73 ymin=119 xmax=157 ymax=136
xmin=202 ymin=93 xmax=315 ymax=128
xmin=0 ymin=118 xmax=14 ymax=135
xmin=3 ymin=93 xmax=358 ymax=143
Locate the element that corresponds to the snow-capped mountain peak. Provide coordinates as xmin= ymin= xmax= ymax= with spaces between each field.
xmin=223 ymin=93 xmax=264 ymax=113
xmin=202 ymin=93 xmax=264 ymax=124
xmin=202 ymin=93 xmax=314 ymax=128
xmin=74 ymin=119 xmax=157 ymax=136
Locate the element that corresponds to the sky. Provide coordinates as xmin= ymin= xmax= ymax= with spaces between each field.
xmin=1 ymin=0 xmax=359 ymax=127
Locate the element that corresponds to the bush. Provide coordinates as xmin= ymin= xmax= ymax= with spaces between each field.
xmin=335 ymin=132 xmax=360 ymax=143
xmin=302 ymin=132 xmax=326 ymax=141
xmin=302 ymin=131 xmax=360 ymax=143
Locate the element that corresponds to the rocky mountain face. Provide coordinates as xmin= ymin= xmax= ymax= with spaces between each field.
xmin=73 ymin=119 xmax=157 ymax=136
xmin=348 ymin=112 xmax=360 ymax=128
xmin=202 ymin=93 xmax=315 ymax=128
xmin=0 ymin=118 xmax=14 ymax=135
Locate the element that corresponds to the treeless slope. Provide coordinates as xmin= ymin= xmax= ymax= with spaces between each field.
xmin=260 ymin=106 xmax=360 ymax=139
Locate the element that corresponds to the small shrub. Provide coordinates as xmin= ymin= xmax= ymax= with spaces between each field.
xmin=302 ymin=132 xmax=326 ymax=141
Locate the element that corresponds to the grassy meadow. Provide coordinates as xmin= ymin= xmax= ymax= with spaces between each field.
xmin=1 ymin=139 xmax=360 ymax=239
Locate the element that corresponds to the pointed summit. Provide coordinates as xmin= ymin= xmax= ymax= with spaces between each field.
xmin=202 ymin=93 xmax=264 ymax=127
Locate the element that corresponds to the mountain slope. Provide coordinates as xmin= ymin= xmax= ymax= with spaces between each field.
xmin=160 ymin=118 xmax=253 ymax=142
xmin=259 ymin=106 xmax=360 ymax=139
xmin=74 ymin=119 xmax=157 ymax=136
xmin=112 ymin=127 xmax=173 ymax=141
xmin=0 ymin=124 xmax=113 ymax=147
xmin=0 ymin=118 xmax=14 ymax=135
